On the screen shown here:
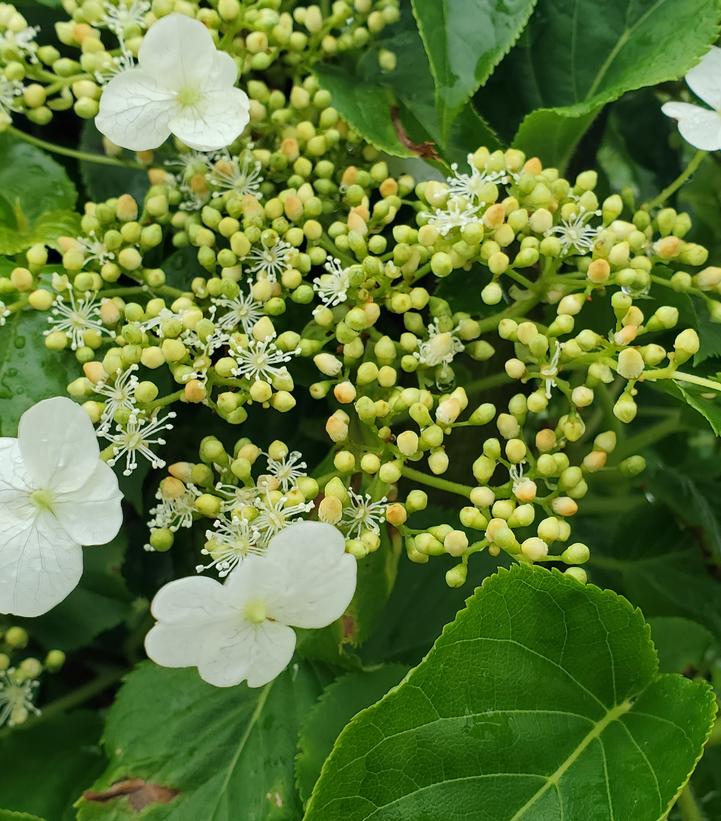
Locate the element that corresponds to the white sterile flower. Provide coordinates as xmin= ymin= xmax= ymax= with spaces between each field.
xmin=102 ymin=410 xmax=176 ymax=476
xmin=95 ymin=364 xmax=140 ymax=433
xmin=211 ymin=287 xmax=262 ymax=333
xmin=207 ymin=151 xmax=264 ymax=197
xmin=44 ymin=291 xmax=110 ymax=351
xmin=313 ymin=257 xmax=351 ymax=307
xmin=662 ymin=46 xmax=721 ymax=150
xmin=265 ymin=450 xmax=307 ymax=492
xmin=0 ymin=668 xmax=39 ymax=727
xmin=420 ymin=198 xmax=480 ymax=236
xmin=198 ymin=513 xmax=261 ymax=576
xmin=415 ymin=319 xmax=464 ymax=367
xmin=253 ymin=491 xmax=314 ymax=545
xmin=230 ymin=337 xmax=299 ymax=382
xmin=0 ymin=397 xmax=123 ymax=617
xmin=145 ymin=521 xmax=357 ymax=687
xmin=95 ymin=14 xmax=250 ymax=152
xmin=247 ymin=239 xmax=293 ymax=283
xmin=545 ymin=209 xmax=600 ymax=255
xmin=447 ymin=155 xmax=507 ymax=202
xmin=342 ymin=489 xmax=387 ymax=538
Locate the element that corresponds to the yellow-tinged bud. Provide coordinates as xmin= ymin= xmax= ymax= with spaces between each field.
xmin=396 ymin=430 xmax=419 ymax=456
xmin=386 ymin=502 xmax=407 ymax=526
xmin=333 ymin=381 xmax=356 ymax=403
xmin=616 ymin=348 xmax=645 ymax=379
xmin=318 ymin=495 xmax=343 ymax=524
xmin=551 ymin=496 xmax=578 ymax=517
xmin=521 ymin=537 xmax=548 ymax=561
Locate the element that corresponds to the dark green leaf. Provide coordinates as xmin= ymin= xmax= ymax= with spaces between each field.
xmin=648 ymin=617 xmax=713 ymax=674
xmin=77 ymin=662 xmax=329 ymax=820
xmin=411 ymin=0 xmax=537 ymax=140
xmin=305 ymin=565 xmax=717 ymax=821
xmin=0 ymin=711 xmax=104 ymax=821
xmin=514 ymin=107 xmax=600 ymax=170
xmin=296 ymin=665 xmax=408 ymax=804
xmin=655 ymin=379 xmax=721 ymax=436
xmin=0 ymin=309 xmax=80 ymax=437
xmin=0 ymin=810 xmax=45 ymax=820
xmin=79 ymin=122 xmax=149 ymax=203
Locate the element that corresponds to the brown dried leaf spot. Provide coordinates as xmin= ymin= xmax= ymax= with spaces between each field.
xmin=83 ymin=778 xmax=179 ymax=812
xmin=391 ymin=107 xmax=440 ymax=161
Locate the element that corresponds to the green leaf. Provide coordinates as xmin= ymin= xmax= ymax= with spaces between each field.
xmin=647 ymin=617 xmax=713 ymax=674
xmin=411 ymin=0 xmax=537 ymax=141
xmin=0 ymin=711 xmax=104 ymax=821
xmin=0 ymin=133 xmax=78 ymax=252
xmin=296 ymin=665 xmax=408 ymax=804
xmin=514 ymin=107 xmax=600 ymax=170
xmin=0 ymin=309 xmax=80 ymax=436
xmin=314 ymin=64 xmax=413 ymax=158
xmin=0 ymin=811 xmax=45 ymax=821
xmin=305 ymin=565 xmax=717 ymax=821
xmin=79 ymin=122 xmax=149 ymax=203
xmin=77 ymin=662 xmax=329 ymax=820
xmin=17 ymin=533 xmax=133 ymax=651
xmin=494 ymin=0 xmax=721 ymax=168
xmin=655 ymin=379 xmax=721 ymax=436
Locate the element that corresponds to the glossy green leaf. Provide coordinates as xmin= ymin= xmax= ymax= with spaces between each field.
xmin=412 ymin=0 xmax=536 ymax=140
xmin=0 ymin=810 xmax=45 ymax=821
xmin=655 ymin=379 xmax=721 ymax=436
xmin=0 ymin=209 xmax=81 ymax=255
xmin=79 ymin=122 xmax=149 ymax=204
xmin=647 ymin=617 xmax=713 ymax=674
xmin=0 ymin=309 xmax=80 ymax=436
xmin=77 ymin=662 xmax=329 ymax=820
xmin=0 ymin=711 xmax=104 ymax=821
xmin=305 ymin=565 xmax=717 ymax=821
xmin=514 ymin=107 xmax=600 ymax=169
xmin=296 ymin=665 xmax=408 ymax=804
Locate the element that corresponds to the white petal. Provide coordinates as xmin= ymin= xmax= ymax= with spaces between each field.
xmin=661 ymin=102 xmax=721 ymax=150
xmin=0 ymin=509 xmax=82 ymax=617
xmin=205 ymin=51 xmax=238 ymax=88
xmin=264 ymin=521 xmax=357 ymax=629
xmin=53 ymin=461 xmax=123 ymax=545
xmin=145 ymin=621 xmax=208 ymax=668
xmin=0 ymin=438 xmax=32 ymax=504
xmin=150 ymin=575 xmax=230 ymax=622
xmin=197 ymin=620 xmax=296 ymax=688
xmin=686 ymin=46 xmax=721 ymax=109
xmin=96 ymin=69 xmax=175 ymax=152
xmin=18 ymin=398 xmax=99 ymax=494
xmin=168 ymin=88 xmax=250 ymax=151
xmin=138 ymin=14 xmax=217 ymax=91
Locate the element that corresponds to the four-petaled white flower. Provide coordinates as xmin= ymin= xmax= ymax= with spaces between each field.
xmin=313 ymin=257 xmax=351 ymax=307
xmin=145 ymin=521 xmax=357 ymax=687
xmin=45 ymin=291 xmax=110 ymax=351
xmin=101 ymin=410 xmax=176 ymax=476
xmin=342 ymin=489 xmax=387 ymax=538
xmin=0 ymin=397 xmax=123 ymax=617
xmin=545 ymin=209 xmax=600 ymax=255
xmin=96 ymin=14 xmax=250 ymax=152
xmin=415 ymin=319 xmax=464 ymax=367
xmin=230 ymin=337 xmax=299 ymax=383
xmin=247 ymin=239 xmax=293 ymax=283
xmin=662 ymin=46 xmax=721 ymax=150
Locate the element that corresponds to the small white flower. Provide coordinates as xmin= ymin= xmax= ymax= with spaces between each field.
xmin=77 ymin=233 xmax=116 ymax=266
xmin=313 ymin=257 xmax=351 ymax=307
xmin=0 ymin=25 xmax=39 ymax=62
xmin=541 ymin=342 xmax=562 ymax=399
xmin=181 ymin=325 xmax=230 ymax=384
xmin=45 ymin=291 xmax=110 ymax=352
xmin=101 ymin=0 xmax=150 ymax=36
xmin=247 ymin=239 xmax=293 ymax=283
xmin=415 ymin=319 xmax=464 ymax=367
xmin=0 ymin=398 xmax=123 ymax=617
xmin=230 ymin=337 xmax=299 ymax=383
xmin=662 ymin=46 xmax=721 ymax=150
xmin=254 ymin=491 xmax=314 ymax=545
xmin=342 ymin=489 xmax=387 ymax=538
xmin=95 ymin=48 xmax=136 ymax=86
xmin=420 ymin=198 xmax=481 ymax=236
xmin=265 ymin=450 xmax=307 ymax=493
xmin=102 ymin=410 xmax=176 ymax=476
xmin=198 ymin=513 xmax=261 ymax=576
xmin=0 ymin=668 xmax=39 ymax=727
xmin=447 ymin=155 xmax=507 ymax=202
xmin=211 ymin=288 xmax=262 ymax=333
xmin=0 ymin=76 xmax=22 ymax=119
xmin=95 ymin=14 xmax=250 ymax=152
xmin=214 ymin=481 xmax=260 ymax=512
xmin=0 ymin=300 xmax=9 ymax=326
xmin=207 ymin=151 xmax=264 ymax=197
xmin=145 ymin=521 xmax=357 ymax=687
xmin=147 ymin=483 xmax=199 ymax=533
xmin=545 ymin=209 xmax=600 ymax=255
xmin=94 ymin=365 xmax=140 ymax=433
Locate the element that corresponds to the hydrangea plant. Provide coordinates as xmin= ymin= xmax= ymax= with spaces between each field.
xmin=0 ymin=0 xmax=720 ymax=818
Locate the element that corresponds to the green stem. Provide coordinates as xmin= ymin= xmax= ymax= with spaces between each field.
xmin=643 ymin=150 xmax=706 ymax=211
xmin=400 ymin=465 xmax=473 ymax=498
xmin=676 ymin=784 xmax=704 ymax=821
xmin=0 ymin=666 xmax=125 ymax=740
xmin=147 ymin=389 xmax=185 ymax=410
xmin=464 ymin=371 xmax=512 ymax=396
xmin=7 ymin=126 xmax=144 ymax=170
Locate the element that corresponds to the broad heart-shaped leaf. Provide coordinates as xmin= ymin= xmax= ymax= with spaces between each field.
xmin=411 ymin=0 xmax=537 ymax=141
xmin=304 ymin=565 xmax=717 ymax=821
xmin=0 ymin=308 xmax=80 ymax=436
xmin=0 ymin=711 xmax=104 ymax=821
xmin=296 ymin=665 xmax=408 ymax=805
xmin=76 ymin=662 xmax=330 ymax=820
xmin=481 ymin=0 xmax=721 ymax=169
